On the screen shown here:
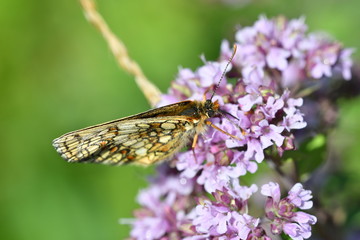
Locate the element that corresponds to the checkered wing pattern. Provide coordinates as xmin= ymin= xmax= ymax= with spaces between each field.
xmin=53 ymin=117 xmax=198 ymax=166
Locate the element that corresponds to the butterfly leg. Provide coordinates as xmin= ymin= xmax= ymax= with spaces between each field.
xmin=191 ymin=133 xmax=199 ymax=163
xmin=192 ymin=133 xmax=199 ymax=148
xmin=205 ymin=120 xmax=242 ymax=141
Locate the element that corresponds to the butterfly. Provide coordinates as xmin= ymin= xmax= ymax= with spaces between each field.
xmin=52 ymin=45 xmax=238 ymax=166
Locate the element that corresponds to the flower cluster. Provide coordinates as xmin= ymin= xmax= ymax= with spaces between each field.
xmin=126 ymin=15 xmax=352 ymax=239
xmin=261 ymin=182 xmax=317 ymax=240
xmin=160 ymin=53 xmax=306 ymax=195
xmin=129 ymin=165 xmax=316 ymax=240
xmin=220 ymin=15 xmax=353 ymax=89
xmin=128 ymin=166 xmax=196 ymax=239
xmin=220 ymin=15 xmax=353 ymax=134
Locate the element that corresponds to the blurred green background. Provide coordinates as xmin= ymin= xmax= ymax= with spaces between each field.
xmin=1 ymin=0 xmax=360 ymax=239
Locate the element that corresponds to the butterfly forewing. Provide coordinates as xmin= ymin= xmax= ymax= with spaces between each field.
xmin=53 ymin=101 xmax=204 ymax=166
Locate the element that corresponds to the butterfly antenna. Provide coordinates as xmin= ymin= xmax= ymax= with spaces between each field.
xmin=210 ymin=44 xmax=237 ymax=100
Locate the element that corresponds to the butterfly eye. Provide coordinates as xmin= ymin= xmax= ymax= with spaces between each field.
xmin=205 ymin=99 xmax=212 ymax=107
xmin=207 ymin=110 xmax=215 ymax=117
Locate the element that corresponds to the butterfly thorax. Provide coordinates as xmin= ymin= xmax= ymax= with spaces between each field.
xmin=175 ymin=99 xmax=219 ymax=120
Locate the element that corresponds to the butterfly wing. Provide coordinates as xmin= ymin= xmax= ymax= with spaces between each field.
xmin=52 ymin=116 xmax=199 ymax=166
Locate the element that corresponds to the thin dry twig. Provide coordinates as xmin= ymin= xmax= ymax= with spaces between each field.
xmin=79 ymin=0 xmax=162 ymax=107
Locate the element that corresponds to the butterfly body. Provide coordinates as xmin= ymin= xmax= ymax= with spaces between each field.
xmin=53 ymin=99 xmax=219 ymax=166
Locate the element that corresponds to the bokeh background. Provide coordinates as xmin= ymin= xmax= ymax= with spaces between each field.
xmin=1 ymin=0 xmax=360 ymax=239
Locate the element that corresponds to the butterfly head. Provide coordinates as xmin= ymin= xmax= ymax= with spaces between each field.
xmin=204 ymin=99 xmax=219 ymax=118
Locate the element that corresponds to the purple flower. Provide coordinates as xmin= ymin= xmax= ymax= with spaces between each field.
xmin=252 ymin=119 xmax=285 ymax=148
xmin=238 ymin=94 xmax=262 ymax=112
xmin=189 ymin=188 xmax=262 ymax=239
xmin=279 ymin=17 xmax=307 ymax=50
xmin=287 ymin=183 xmax=314 ymax=209
xmin=266 ymin=47 xmax=291 ymax=71
xmin=337 ymin=48 xmax=354 ymax=80
xmin=176 ymin=148 xmax=204 ymax=179
xmin=305 ymin=41 xmax=340 ymax=79
xmin=281 ymin=59 xmax=306 ymax=87
xmin=232 ymin=213 xmax=260 ymax=239
xmin=130 ymin=215 xmax=168 ymax=240
xmin=282 ymin=92 xmax=307 ymax=131
xmin=235 ymin=26 xmax=257 ymax=44
xmin=261 ymin=182 xmax=317 ymax=240
xmin=193 ymin=200 xmax=231 ymax=235
xmin=261 ymin=181 xmax=281 ymax=203
xmin=283 ymin=212 xmax=317 ymax=240
xmin=198 ymin=60 xmax=230 ymax=88
xmin=244 ymin=138 xmax=265 ymax=163
xmin=129 ymin=165 xmax=196 ymax=239
xmin=260 ymin=96 xmax=284 ymax=119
